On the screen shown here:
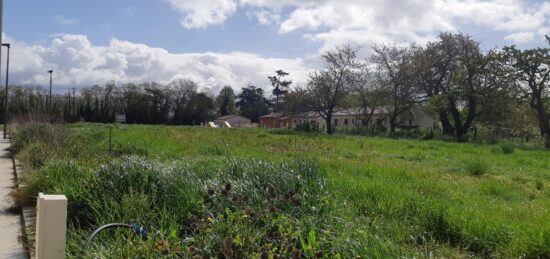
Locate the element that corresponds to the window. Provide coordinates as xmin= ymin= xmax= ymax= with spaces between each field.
xmin=344 ymin=119 xmax=348 ymax=126
xmin=334 ymin=119 xmax=338 ymax=126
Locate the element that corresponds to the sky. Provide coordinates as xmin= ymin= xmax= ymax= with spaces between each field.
xmin=1 ymin=0 xmax=550 ymax=94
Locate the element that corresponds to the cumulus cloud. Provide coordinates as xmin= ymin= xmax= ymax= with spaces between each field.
xmin=3 ymin=34 xmax=312 ymax=94
xmin=167 ymin=0 xmax=238 ymax=29
xmin=169 ymin=0 xmax=550 ymax=47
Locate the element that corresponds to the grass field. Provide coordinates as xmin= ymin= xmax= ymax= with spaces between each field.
xmin=11 ymin=123 xmax=550 ymax=258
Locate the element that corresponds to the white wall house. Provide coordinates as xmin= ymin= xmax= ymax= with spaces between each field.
xmin=289 ymin=107 xmax=435 ymax=131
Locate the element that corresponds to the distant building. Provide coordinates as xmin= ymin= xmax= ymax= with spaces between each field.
xmin=214 ymin=115 xmax=252 ymax=128
xmin=266 ymin=107 xmax=436 ymax=131
xmin=259 ymin=113 xmax=292 ymax=128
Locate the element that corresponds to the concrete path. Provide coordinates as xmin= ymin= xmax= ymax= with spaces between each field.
xmin=0 ymin=137 xmax=27 ymax=258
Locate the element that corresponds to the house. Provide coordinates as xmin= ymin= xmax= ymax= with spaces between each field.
xmin=287 ymin=107 xmax=436 ymax=131
xmin=259 ymin=113 xmax=292 ymax=128
xmin=214 ymin=115 xmax=252 ymax=128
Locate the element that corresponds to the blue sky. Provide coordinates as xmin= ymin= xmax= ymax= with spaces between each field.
xmin=4 ymin=0 xmax=319 ymax=57
xmin=2 ymin=0 xmax=550 ymax=92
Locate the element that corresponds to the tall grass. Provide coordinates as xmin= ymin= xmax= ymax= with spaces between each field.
xmin=11 ymin=123 xmax=550 ymax=258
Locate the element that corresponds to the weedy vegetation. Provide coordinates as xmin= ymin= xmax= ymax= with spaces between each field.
xmin=11 ymin=123 xmax=550 ymax=258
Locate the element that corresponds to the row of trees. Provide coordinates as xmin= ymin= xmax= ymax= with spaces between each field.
xmin=0 ymin=32 xmax=548 ymax=147
xmin=282 ymin=33 xmax=549 ymax=148
xmin=0 ymin=75 xmax=286 ymax=126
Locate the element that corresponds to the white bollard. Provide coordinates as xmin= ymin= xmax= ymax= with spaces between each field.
xmin=36 ymin=193 xmax=68 ymax=259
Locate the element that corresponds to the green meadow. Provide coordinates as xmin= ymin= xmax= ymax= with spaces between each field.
xmin=11 ymin=123 xmax=550 ymax=258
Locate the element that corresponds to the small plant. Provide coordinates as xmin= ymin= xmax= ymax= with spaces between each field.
xmin=500 ymin=144 xmax=515 ymax=154
xmin=198 ymin=142 xmax=229 ymax=156
xmin=294 ymin=121 xmax=320 ymax=132
xmin=535 ymin=180 xmax=544 ymax=191
xmin=465 ymin=160 xmax=489 ymax=176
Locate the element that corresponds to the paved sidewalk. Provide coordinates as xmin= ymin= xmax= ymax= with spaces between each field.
xmin=0 ymin=137 xmax=27 ymax=258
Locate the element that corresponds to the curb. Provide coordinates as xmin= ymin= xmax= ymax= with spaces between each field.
xmin=10 ymin=145 xmax=35 ymax=259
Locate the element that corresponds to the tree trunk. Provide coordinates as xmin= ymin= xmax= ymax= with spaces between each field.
xmin=439 ymin=111 xmax=455 ymax=135
xmin=545 ymin=134 xmax=550 ymax=149
xmin=389 ymin=114 xmax=397 ymax=134
xmin=325 ymin=114 xmax=334 ymax=135
xmin=455 ymin=126 xmax=467 ymax=142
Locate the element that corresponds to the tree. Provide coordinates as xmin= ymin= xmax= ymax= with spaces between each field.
xmin=306 ymin=45 xmax=362 ymax=134
xmin=216 ymin=86 xmax=236 ymax=116
xmin=269 ymin=70 xmax=292 ymax=110
xmin=414 ymin=33 xmax=510 ymax=142
xmin=236 ymin=85 xmax=270 ymax=122
xmin=349 ymin=68 xmax=386 ymax=131
xmin=371 ymin=44 xmax=418 ymax=134
xmin=410 ymin=34 xmax=457 ymax=135
xmin=171 ymin=79 xmax=198 ymax=124
xmin=504 ymin=43 xmax=550 ymax=148
xmin=181 ymin=92 xmax=215 ymax=125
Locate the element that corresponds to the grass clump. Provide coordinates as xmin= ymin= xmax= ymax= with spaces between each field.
xmin=465 ymin=159 xmax=490 ymax=176
xmin=500 ymin=143 xmax=515 ymax=154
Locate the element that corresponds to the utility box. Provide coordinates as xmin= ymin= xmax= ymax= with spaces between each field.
xmin=36 ymin=193 xmax=67 ymax=259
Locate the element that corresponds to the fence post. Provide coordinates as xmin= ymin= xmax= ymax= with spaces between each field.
xmin=36 ymin=193 xmax=68 ymax=259
xmin=109 ymin=125 xmax=113 ymax=153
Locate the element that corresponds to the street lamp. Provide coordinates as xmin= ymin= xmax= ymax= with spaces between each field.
xmin=47 ymin=70 xmax=53 ymax=116
xmin=2 ymin=43 xmax=9 ymax=139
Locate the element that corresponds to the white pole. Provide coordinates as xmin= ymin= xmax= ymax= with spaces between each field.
xmin=36 ymin=193 xmax=68 ymax=259
xmin=0 ymin=0 xmax=3 ymax=124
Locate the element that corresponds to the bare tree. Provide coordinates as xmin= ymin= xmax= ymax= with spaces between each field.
xmin=306 ymin=45 xmax=362 ymax=134
xmin=349 ymin=67 xmax=386 ymax=131
xmin=371 ymin=44 xmax=418 ymax=134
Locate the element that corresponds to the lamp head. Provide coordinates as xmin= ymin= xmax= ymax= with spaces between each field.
xmin=1 ymin=43 xmax=10 ymax=48
xmin=48 ymin=70 xmax=53 ymax=74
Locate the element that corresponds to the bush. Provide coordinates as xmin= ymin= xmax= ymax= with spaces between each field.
xmin=10 ymin=123 xmax=67 ymax=154
xmin=500 ymin=144 xmax=515 ymax=154
xmin=294 ymin=121 xmax=320 ymax=132
xmin=465 ymin=160 xmax=490 ymax=176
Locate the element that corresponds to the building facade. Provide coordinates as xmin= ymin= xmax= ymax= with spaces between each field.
xmin=214 ymin=115 xmax=252 ymax=128
xmin=261 ymin=108 xmax=436 ymax=131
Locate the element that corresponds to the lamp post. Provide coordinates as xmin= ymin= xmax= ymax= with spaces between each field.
xmin=48 ymin=70 xmax=53 ymax=117
xmin=0 ymin=0 xmax=4 ymax=137
xmin=2 ymin=43 xmax=9 ymax=139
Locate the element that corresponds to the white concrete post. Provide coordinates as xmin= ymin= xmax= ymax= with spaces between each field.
xmin=36 ymin=193 xmax=68 ymax=259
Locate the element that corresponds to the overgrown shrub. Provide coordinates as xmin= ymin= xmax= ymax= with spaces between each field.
xmin=10 ymin=123 xmax=67 ymax=154
xmin=500 ymin=144 xmax=515 ymax=154
xmin=465 ymin=160 xmax=490 ymax=176
xmin=294 ymin=121 xmax=320 ymax=132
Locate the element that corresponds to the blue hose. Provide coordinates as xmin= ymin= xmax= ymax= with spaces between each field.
xmin=82 ymin=223 xmax=148 ymax=255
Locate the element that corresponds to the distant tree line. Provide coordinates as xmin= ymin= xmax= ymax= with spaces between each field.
xmin=0 ymin=32 xmax=549 ymax=147
xmin=0 ymin=75 xmax=285 ymax=126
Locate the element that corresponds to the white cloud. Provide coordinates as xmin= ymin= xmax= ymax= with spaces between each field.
xmin=504 ymin=31 xmax=534 ymax=43
xmin=4 ymin=34 xmax=312 ymax=94
xmin=53 ymin=15 xmax=78 ymax=26
xmin=167 ymin=0 xmax=238 ymax=29
xmin=169 ymin=0 xmax=550 ymax=49
xmin=251 ymin=10 xmax=281 ymax=25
